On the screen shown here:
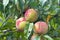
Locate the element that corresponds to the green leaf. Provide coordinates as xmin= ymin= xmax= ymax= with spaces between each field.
xmin=54 ymin=37 xmax=60 ymax=40
xmin=3 ymin=0 xmax=9 ymax=8
xmin=29 ymin=1 xmax=38 ymax=8
xmin=54 ymin=23 xmax=58 ymax=30
xmin=0 ymin=16 xmax=3 ymax=26
xmin=44 ymin=35 xmax=53 ymax=40
xmin=50 ymin=19 xmax=55 ymax=29
xmin=15 ymin=0 xmax=18 ymax=4
xmin=18 ymin=0 xmax=24 ymax=10
xmin=43 ymin=0 xmax=52 ymax=11
xmin=0 ymin=15 xmax=5 ymax=27
xmin=50 ymin=18 xmax=58 ymax=30
xmin=24 ymin=23 xmax=34 ymax=39
xmin=58 ymin=0 xmax=60 ymax=5
xmin=40 ymin=0 xmax=47 ymax=6
xmin=0 ymin=3 xmax=3 ymax=11
xmin=27 ymin=23 xmax=34 ymax=38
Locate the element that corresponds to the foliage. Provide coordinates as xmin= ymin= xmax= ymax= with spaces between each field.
xmin=0 ymin=0 xmax=60 ymax=40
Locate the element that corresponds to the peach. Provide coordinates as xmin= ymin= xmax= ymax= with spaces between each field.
xmin=34 ymin=21 xmax=48 ymax=34
xmin=16 ymin=17 xmax=28 ymax=31
xmin=25 ymin=9 xmax=38 ymax=22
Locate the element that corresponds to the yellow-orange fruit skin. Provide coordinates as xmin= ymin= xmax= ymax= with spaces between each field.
xmin=16 ymin=17 xmax=28 ymax=31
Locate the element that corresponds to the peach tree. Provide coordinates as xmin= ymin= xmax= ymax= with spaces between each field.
xmin=0 ymin=0 xmax=60 ymax=40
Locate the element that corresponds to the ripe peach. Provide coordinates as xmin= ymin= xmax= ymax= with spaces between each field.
xmin=16 ymin=17 xmax=28 ymax=31
xmin=25 ymin=9 xmax=38 ymax=22
xmin=34 ymin=21 xmax=48 ymax=34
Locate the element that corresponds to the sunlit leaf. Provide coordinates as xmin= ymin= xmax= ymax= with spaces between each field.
xmin=27 ymin=23 xmax=34 ymax=38
xmin=3 ymin=0 xmax=9 ymax=8
xmin=44 ymin=35 xmax=53 ymax=40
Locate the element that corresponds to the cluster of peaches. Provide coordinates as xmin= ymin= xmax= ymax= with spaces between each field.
xmin=16 ymin=9 xmax=48 ymax=39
